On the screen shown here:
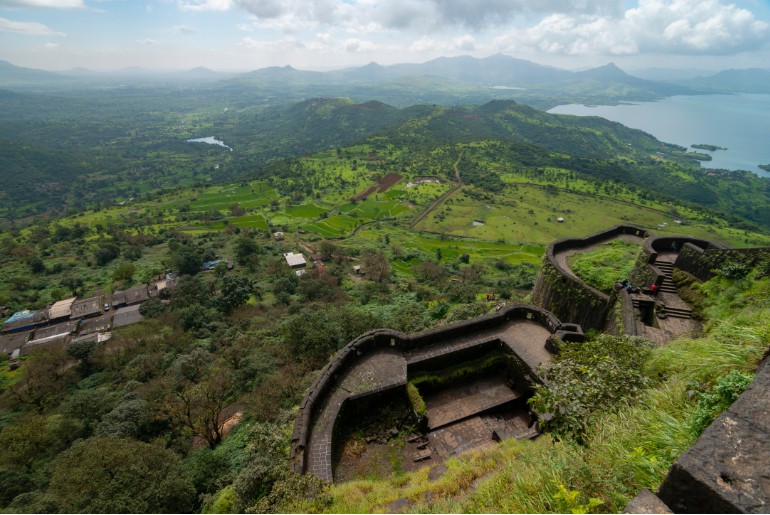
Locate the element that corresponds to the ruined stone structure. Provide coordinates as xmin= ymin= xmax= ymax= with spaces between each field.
xmin=290 ymin=304 xmax=581 ymax=482
xmin=532 ymin=225 xmax=650 ymax=331
xmin=292 ymin=224 xmax=770 ymax=511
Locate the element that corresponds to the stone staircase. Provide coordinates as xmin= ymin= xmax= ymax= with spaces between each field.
xmin=655 ymin=260 xmax=678 ymax=294
xmin=653 ymin=259 xmax=693 ymax=319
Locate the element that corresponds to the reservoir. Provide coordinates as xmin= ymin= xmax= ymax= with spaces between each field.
xmin=186 ymin=136 xmax=233 ymax=151
xmin=548 ymin=94 xmax=770 ymax=178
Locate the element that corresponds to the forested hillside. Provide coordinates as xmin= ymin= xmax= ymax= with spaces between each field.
xmin=1 ymin=78 xmax=770 ymax=513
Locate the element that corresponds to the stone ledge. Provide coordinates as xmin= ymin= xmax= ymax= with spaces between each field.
xmin=623 ymin=489 xmax=672 ymax=514
xmin=657 ymin=357 xmax=770 ymax=513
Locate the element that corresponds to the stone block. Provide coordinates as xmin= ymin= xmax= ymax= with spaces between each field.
xmin=623 ymin=489 xmax=672 ymax=514
xmin=657 ymin=413 xmax=770 ymax=513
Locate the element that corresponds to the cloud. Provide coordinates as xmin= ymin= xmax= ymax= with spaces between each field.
xmin=494 ymin=0 xmax=770 ymax=56
xmin=373 ymin=0 xmax=624 ymax=31
xmin=0 ymin=0 xmax=85 ymax=8
xmin=177 ymin=0 xmax=231 ymax=12
xmin=136 ymin=38 xmax=159 ymax=45
xmin=237 ymin=35 xmax=305 ymax=51
xmin=0 ymin=16 xmax=65 ymax=36
xmin=172 ymin=24 xmax=195 ymax=34
xmin=408 ymin=34 xmax=480 ymax=53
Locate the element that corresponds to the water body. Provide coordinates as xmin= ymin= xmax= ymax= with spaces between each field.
xmin=186 ymin=136 xmax=233 ymax=151
xmin=548 ymin=94 xmax=770 ymax=178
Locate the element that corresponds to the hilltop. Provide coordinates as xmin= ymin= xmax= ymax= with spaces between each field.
xmin=1 ymin=81 xmax=770 ymax=513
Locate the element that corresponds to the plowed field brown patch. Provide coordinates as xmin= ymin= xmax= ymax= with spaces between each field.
xmin=354 ymin=173 xmax=402 ymax=200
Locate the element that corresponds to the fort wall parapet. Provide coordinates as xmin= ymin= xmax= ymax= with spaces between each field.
xmin=290 ymin=304 xmax=571 ymax=477
xmin=674 ymin=244 xmax=770 ymax=282
xmin=533 ymin=225 xmax=650 ymax=331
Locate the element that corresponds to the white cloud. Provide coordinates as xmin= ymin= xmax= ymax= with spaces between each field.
xmin=0 ymin=0 xmax=85 ymax=8
xmin=494 ymin=0 xmax=770 ymax=56
xmin=237 ymin=35 xmax=305 ymax=52
xmin=0 ymin=16 xmax=65 ymax=36
xmin=136 ymin=38 xmax=159 ymax=45
xmin=172 ymin=24 xmax=195 ymax=34
xmin=177 ymin=0 xmax=231 ymax=12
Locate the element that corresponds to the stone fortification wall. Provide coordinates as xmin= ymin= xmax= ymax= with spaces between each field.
xmin=533 ymin=225 xmax=650 ymax=331
xmin=290 ymin=304 xmax=564 ymax=475
xmin=656 ymin=355 xmax=770 ymax=513
xmin=631 ymin=236 xmax=724 ymax=287
xmin=674 ymin=244 xmax=770 ymax=282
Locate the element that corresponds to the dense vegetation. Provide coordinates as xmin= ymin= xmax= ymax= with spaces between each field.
xmin=1 ymin=78 xmax=769 ymax=513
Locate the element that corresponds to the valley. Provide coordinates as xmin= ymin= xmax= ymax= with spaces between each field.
xmin=1 ymin=57 xmax=770 ymax=514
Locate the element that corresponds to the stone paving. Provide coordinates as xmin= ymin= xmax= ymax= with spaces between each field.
xmin=424 ymin=375 xmax=521 ymax=430
xmin=499 ymin=320 xmax=553 ymax=371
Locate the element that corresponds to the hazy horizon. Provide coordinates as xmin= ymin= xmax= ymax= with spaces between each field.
xmin=1 ymin=0 xmax=769 ymax=73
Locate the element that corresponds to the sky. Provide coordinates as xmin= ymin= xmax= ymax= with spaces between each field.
xmin=0 ymin=0 xmax=769 ymax=73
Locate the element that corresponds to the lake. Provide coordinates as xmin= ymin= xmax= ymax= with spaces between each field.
xmin=548 ymin=94 xmax=770 ymax=178
xmin=186 ymin=136 xmax=233 ymax=151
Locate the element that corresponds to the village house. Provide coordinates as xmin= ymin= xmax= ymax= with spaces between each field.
xmin=48 ymin=297 xmax=77 ymax=321
xmin=70 ymin=296 xmax=103 ymax=319
xmin=283 ymin=252 xmax=307 ymax=269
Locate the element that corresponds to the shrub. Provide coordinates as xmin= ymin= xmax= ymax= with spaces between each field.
xmin=715 ymin=261 xmax=751 ymax=279
xmin=529 ymin=334 xmax=653 ymax=443
xmin=691 ymin=370 xmax=754 ymax=435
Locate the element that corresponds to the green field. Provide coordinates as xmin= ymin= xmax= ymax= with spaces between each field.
xmin=416 ymin=184 xmax=770 ymax=248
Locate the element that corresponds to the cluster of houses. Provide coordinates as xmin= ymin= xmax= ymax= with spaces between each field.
xmin=0 ymin=274 xmax=177 ymax=368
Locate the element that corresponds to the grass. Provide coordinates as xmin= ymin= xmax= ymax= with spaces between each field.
xmin=417 ymin=183 xmax=770 ymax=248
xmin=568 ymin=240 xmax=642 ymax=292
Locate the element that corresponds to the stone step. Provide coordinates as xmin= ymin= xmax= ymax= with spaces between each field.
xmin=661 ymin=307 xmax=693 ymax=319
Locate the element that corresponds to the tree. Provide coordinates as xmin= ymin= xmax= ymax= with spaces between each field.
xmin=235 ymin=235 xmax=260 ymax=269
xmin=217 ymin=275 xmax=256 ymax=314
xmin=170 ymin=274 xmax=211 ymax=309
xmin=47 ymin=437 xmax=195 ymax=513
xmin=93 ymin=243 xmax=120 ymax=266
xmin=139 ymin=298 xmax=166 ymax=318
xmin=27 ymin=256 xmax=45 ymax=274
xmin=95 ymin=392 xmax=150 ymax=439
xmin=9 ymin=348 xmax=76 ymax=411
xmin=361 ymin=249 xmax=390 ymax=283
xmin=166 ymin=360 xmax=233 ymax=449
xmin=111 ymin=261 xmax=136 ymax=282
xmin=171 ymin=246 xmax=203 ymax=275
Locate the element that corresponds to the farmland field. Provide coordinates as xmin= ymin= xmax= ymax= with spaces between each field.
xmin=415 ymin=184 xmax=770 ymax=247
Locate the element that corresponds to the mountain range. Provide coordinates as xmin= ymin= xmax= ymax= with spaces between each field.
xmin=2 ymin=55 xmax=768 ymax=105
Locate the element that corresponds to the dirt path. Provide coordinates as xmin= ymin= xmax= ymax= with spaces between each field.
xmin=409 ymin=152 xmax=463 ymax=229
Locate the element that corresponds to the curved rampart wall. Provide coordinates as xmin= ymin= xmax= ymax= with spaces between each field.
xmin=675 ymin=244 xmax=770 ymax=282
xmin=532 ymin=225 xmax=650 ymax=331
xmin=290 ymin=304 xmax=564 ymax=475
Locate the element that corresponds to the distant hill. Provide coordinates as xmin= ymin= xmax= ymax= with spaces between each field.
xmin=331 ymin=54 xmax=572 ymax=86
xmin=677 ymin=68 xmax=770 ymax=93
xmin=0 ymin=60 xmax=71 ymax=86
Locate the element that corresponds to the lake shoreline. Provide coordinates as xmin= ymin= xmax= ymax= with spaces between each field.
xmin=548 ymin=94 xmax=770 ymax=178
